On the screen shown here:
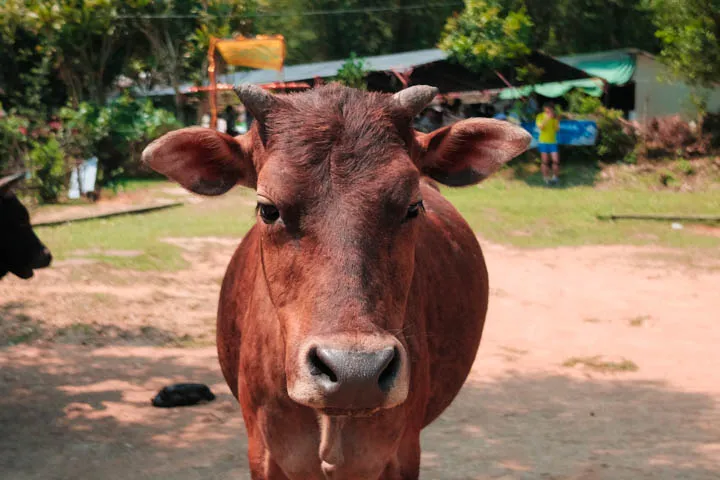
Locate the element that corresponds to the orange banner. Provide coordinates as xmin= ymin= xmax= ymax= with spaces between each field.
xmin=215 ymin=35 xmax=286 ymax=71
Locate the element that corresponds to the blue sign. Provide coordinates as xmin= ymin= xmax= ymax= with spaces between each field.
xmin=520 ymin=120 xmax=598 ymax=148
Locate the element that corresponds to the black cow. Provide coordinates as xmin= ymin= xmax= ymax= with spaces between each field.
xmin=0 ymin=172 xmax=52 ymax=279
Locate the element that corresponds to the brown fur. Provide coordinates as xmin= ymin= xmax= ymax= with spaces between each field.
xmin=143 ymin=84 xmax=530 ymax=479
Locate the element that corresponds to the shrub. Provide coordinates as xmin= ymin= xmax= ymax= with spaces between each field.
xmin=95 ymin=94 xmax=181 ymax=183
xmin=594 ymin=107 xmax=637 ymax=162
xmin=637 ymin=115 xmax=708 ymax=158
xmin=676 ymin=158 xmax=695 ymax=175
xmin=562 ymin=90 xmax=637 ymax=162
xmin=335 ymin=53 xmax=368 ymax=90
xmin=53 ymin=95 xmax=180 ymax=188
xmin=0 ymin=106 xmax=29 ymax=174
xmin=28 ymin=136 xmax=66 ymax=203
xmin=565 ymin=89 xmax=602 ymax=117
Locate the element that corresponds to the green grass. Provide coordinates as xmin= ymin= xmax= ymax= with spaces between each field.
xmin=35 ymin=167 xmax=720 ymax=272
xmin=37 ymin=187 xmax=257 ymax=271
xmin=444 ymin=174 xmax=720 ymax=250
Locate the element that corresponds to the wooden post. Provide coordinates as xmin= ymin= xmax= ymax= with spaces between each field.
xmin=208 ymin=37 xmax=218 ymax=130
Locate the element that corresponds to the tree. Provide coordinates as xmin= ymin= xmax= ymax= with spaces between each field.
xmin=648 ymin=0 xmax=720 ymax=87
xmin=439 ymin=0 xmax=533 ymax=73
xmin=0 ymin=0 xmax=66 ymax=117
xmin=517 ymin=0 xmax=658 ymax=55
xmin=31 ymin=0 xmax=137 ymax=106
xmin=254 ymin=0 xmax=461 ymax=64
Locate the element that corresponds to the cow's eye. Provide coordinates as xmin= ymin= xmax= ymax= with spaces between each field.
xmin=258 ymin=203 xmax=280 ymax=224
xmin=405 ymin=200 xmax=424 ymax=221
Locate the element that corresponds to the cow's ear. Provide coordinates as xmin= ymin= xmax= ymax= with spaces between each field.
xmin=142 ymin=127 xmax=257 ymax=195
xmin=0 ymin=172 xmax=26 ymax=196
xmin=416 ymin=119 xmax=531 ymax=187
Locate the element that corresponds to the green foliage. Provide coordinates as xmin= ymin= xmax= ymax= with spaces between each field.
xmin=562 ymin=90 xmax=636 ymax=162
xmin=42 ymin=96 xmax=179 ymax=197
xmin=520 ymin=0 xmax=658 ymax=55
xmin=439 ymin=0 xmax=533 ymax=73
xmin=594 ymin=106 xmax=637 ymax=162
xmin=0 ymin=106 xmax=29 ymax=173
xmin=57 ymin=103 xmax=108 ymax=161
xmin=81 ymin=94 xmax=181 ymax=185
xmin=676 ymin=158 xmax=695 ymax=176
xmin=28 ymin=136 xmax=66 ymax=203
xmin=648 ymin=0 xmax=720 ymax=88
xmin=335 ymin=53 xmax=368 ymax=90
xmin=565 ymin=90 xmax=603 ymax=117
xmin=254 ymin=0 xmax=456 ymax=64
xmin=30 ymin=0 xmax=137 ymax=105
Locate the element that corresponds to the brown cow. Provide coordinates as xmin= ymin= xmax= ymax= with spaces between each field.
xmin=142 ymin=84 xmax=530 ymax=479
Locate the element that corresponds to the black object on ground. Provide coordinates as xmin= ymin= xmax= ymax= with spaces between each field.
xmin=151 ymin=383 xmax=216 ymax=408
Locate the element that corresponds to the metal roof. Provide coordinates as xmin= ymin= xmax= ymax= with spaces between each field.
xmin=222 ymin=48 xmax=447 ymax=86
xmin=138 ymin=49 xmax=448 ymax=97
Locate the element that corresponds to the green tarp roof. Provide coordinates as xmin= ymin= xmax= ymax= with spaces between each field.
xmin=499 ymin=49 xmax=639 ymax=100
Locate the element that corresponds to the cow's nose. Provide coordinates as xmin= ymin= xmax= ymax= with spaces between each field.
xmin=307 ymin=346 xmax=401 ymax=410
xmin=30 ymin=247 xmax=52 ymax=269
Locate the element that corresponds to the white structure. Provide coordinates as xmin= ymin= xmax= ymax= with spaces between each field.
xmin=559 ymin=49 xmax=720 ymax=121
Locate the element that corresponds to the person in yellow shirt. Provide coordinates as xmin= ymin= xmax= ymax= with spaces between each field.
xmin=536 ymin=103 xmax=561 ymax=185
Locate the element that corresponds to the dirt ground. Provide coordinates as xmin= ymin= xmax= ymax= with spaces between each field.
xmin=1 ymin=237 xmax=719 ymax=479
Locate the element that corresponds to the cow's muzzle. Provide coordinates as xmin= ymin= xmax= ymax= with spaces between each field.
xmin=30 ymin=247 xmax=52 ymax=270
xmin=289 ymin=335 xmax=410 ymax=414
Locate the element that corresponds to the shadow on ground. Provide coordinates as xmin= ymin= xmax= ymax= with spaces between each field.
xmin=423 ymin=372 xmax=720 ymax=479
xmin=0 ymin=301 xmax=195 ymax=347
xmin=0 ymin=346 xmax=248 ymax=480
xmin=1 ymin=346 xmax=718 ymax=479
xmin=510 ymin=156 xmax=602 ymax=189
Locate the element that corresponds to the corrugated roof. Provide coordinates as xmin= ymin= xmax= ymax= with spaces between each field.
xmin=138 ymin=49 xmax=448 ymax=96
xmin=221 ymin=48 xmax=447 ymax=86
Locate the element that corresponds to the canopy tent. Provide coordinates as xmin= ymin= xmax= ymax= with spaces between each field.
xmin=498 ymin=49 xmax=638 ymax=100
xmin=207 ymin=35 xmax=286 ymax=127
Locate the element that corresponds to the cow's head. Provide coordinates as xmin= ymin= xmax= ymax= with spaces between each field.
xmin=0 ymin=172 xmax=52 ymax=279
xmin=143 ymin=85 xmax=529 ymax=414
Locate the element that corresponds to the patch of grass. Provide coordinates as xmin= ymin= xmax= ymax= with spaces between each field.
xmin=37 ymin=187 xmax=257 ymax=272
xmin=57 ymin=323 xmax=95 ymax=336
xmin=168 ymin=334 xmax=215 ymax=348
xmin=36 ymin=167 xmax=720 ymax=273
xmin=562 ymin=356 xmax=639 ymax=373
xmin=115 ymin=176 xmax=168 ymax=193
xmin=628 ymin=315 xmax=650 ymax=327
xmin=7 ymin=327 xmax=41 ymax=345
xmin=444 ymin=172 xmax=720 ymax=251
xmin=676 ymin=158 xmax=695 ymax=176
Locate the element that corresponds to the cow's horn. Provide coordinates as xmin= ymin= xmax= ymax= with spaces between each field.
xmin=234 ymin=84 xmax=275 ymax=123
xmin=0 ymin=171 xmax=27 ymax=194
xmin=392 ymin=85 xmax=439 ymax=116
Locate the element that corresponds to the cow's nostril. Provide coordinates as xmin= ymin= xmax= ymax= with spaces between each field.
xmin=378 ymin=347 xmax=400 ymax=393
xmin=308 ymin=348 xmax=338 ymax=383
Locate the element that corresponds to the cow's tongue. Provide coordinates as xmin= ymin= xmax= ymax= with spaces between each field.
xmin=319 ymin=415 xmax=345 ymax=474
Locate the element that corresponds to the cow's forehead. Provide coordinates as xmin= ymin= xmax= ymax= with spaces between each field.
xmin=258 ymin=85 xmax=418 ymax=203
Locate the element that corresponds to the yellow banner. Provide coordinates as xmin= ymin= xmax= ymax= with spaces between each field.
xmin=215 ymin=35 xmax=286 ymax=71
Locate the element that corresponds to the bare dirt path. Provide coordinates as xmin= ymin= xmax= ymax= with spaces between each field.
xmin=1 ymin=239 xmax=719 ymax=479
